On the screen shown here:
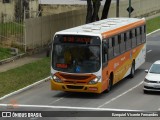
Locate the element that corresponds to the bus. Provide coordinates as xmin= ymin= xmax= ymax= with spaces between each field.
xmin=51 ymin=18 xmax=146 ymax=93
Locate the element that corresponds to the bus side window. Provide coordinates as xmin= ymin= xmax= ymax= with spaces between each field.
xmin=126 ymin=31 xmax=131 ymax=50
xmin=120 ymin=33 xmax=125 ymax=53
xmin=102 ymin=40 xmax=108 ymax=64
xmin=136 ymin=27 xmax=141 ymax=45
xmin=131 ymin=29 xmax=136 ymax=48
xmin=108 ymin=38 xmax=114 ymax=59
xmin=141 ymin=25 xmax=146 ymax=43
xmin=114 ymin=36 xmax=120 ymax=56
xmin=109 ymin=37 xmax=113 ymax=47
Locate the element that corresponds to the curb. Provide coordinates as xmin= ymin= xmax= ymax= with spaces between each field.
xmin=0 ymin=76 xmax=50 ymax=101
xmin=0 ymin=53 xmax=26 ymax=65
xmin=146 ymin=29 xmax=160 ymax=36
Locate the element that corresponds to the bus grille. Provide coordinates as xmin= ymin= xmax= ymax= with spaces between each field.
xmin=59 ymin=74 xmax=90 ymax=80
xmin=66 ymin=85 xmax=84 ymax=89
xmin=65 ymin=81 xmax=86 ymax=84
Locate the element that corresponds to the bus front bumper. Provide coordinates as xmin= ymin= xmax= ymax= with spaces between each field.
xmin=50 ymin=79 xmax=102 ymax=93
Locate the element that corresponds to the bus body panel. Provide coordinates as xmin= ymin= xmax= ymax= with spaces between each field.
xmin=101 ymin=44 xmax=146 ymax=92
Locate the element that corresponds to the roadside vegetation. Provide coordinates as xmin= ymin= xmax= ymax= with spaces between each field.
xmin=146 ymin=16 xmax=160 ymax=33
xmin=0 ymin=16 xmax=160 ymax=97
xmin=0 ymin=57 xmax=50 ymax=97
xmin=0 ymin=47 xmax=13 ymax=60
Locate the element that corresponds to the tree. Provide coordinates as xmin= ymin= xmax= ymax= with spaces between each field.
xmin=86 ymin=0 xmax=101 ymax=23
xmin=86 ymin=0 xmax=112 ymax=23
xmin=101 ymin=0 xmax=112 ymax=20
xmin=86 ymin=0 xmax=92 ymax=23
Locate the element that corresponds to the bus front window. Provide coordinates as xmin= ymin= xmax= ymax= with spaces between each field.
xmin=52 ymin=44 xmax=100 ymax=73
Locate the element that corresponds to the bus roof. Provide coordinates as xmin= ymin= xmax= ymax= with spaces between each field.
xmin=56 ymin=17 xmax=145 ymax=38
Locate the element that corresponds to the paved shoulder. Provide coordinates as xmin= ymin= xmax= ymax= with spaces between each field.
xmin=0 ymin=53 xmax=46 ymax=73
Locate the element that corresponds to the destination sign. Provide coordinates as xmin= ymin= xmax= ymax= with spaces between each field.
xmin=62 ymin=36 xmax=91 ymax=44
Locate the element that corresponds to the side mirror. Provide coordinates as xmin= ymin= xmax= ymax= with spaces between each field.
xmin=145 ymin=70 xmax=148 ymax=73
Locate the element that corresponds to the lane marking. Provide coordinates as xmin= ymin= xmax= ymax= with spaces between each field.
xmin=49 ymin=92 xmax=73 ymax=105
xmin=147 ymin=50 xmax=152 ymax=53
xmin=98 ymin=82 xmax=143 ymax=108
xmin=0 ymin=104 xmax=142 ymax=111
xmin=49 ymin=97 xmax=65 ymax=105
xmin=146 ymin=29 xmax=160 ymax=36
xmin=49 ymin=93 xmax=72 ymax=105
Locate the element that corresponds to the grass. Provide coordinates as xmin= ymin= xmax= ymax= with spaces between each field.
xmin=0 ymin=16 xmax=160 ymax=98
xmin=146 ymin=16 xmax=160 ymax=33
xmin=0 ymin=47 xmax=12 ymax=60
xmin=0 ymin=57 xmax=50 ymax=97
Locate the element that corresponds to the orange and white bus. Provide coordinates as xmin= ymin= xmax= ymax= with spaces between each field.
xmin=51 ymin=18 xmax=146 ymax=93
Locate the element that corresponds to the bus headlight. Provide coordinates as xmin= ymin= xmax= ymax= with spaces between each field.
xmin=52 ymin=75 xmax=62 ymax=83
xmin=88 ymin=76 xmax=101 ymax=84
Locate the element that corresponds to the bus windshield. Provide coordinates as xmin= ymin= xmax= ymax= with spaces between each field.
xmin=52 ymin=35 xmax=101 ymax=73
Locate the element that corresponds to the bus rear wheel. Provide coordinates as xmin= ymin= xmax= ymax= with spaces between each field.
xmin=106 ymin=75 xmax=113 ymax=93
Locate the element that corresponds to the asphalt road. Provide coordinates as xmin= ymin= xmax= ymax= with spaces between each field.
xmin=0 ymin=31 xmax=160 ymax=120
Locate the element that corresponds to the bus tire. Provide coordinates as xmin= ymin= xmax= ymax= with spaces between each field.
xmin=106 ymin=74 xmax=113 ymax=93
xmin=130 ymin=61 xmax=135 ymax=78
